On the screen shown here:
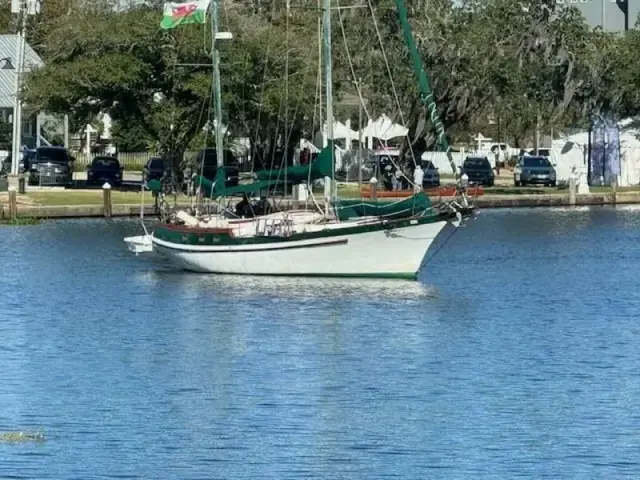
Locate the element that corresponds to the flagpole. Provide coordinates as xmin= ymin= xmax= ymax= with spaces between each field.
xmin=211 ymin=0 xmax=224 ymax=169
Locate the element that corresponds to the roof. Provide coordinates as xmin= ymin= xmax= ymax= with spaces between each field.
xmin=0 ymin=35 xmax=44 ymax=109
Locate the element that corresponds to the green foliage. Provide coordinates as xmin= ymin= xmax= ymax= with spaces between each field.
xmin=0 ymin=120 xmax=11 ymax=150
xmin=17 ymin=0 xmax=640 ymax=160
xmin=0 ymin=216 xmax=41 ymax=225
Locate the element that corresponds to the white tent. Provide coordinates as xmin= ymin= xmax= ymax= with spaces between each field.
xmin=550 ymin=125 xmax=640 ymax=187
xmin=550 ymin=132 xmax=590 ymax=183
xmin=618 ymin=132 xmax=640 ymax=186
xmin=360 ymin=114 xmax=408 ymax=142
xmin=299 ymin=138 xmax=320 ymax=153
xmin=314 ymin=120 xmax=359 ymax=150
xmin=316 ymin=120 xmax=358 ymax=141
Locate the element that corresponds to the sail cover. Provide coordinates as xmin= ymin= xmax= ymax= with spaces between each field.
xmin=254 ymin=143 xmax=333 ymax=183
xmin=334 ymin=192 xmax=433 ymax=221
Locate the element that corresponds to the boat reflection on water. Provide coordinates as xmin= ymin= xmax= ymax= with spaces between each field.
xmin=132 ymin=267 xmax=440 ymax=301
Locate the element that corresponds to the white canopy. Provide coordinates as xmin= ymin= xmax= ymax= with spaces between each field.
xmin=299 ymin=138 xmax=320 ymax=153
xmin=550 ymin=125 xmax=640 ymax=186
xmin=360 ymin=115 xmax=408 ymax=141
xmin=319 ymin=120 xmax=359 ymax=140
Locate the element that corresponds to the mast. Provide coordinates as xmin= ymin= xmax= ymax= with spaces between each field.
xmin=322 ymin=0 xmax=335 ymax=203
xmin=393 ymin=0 xmax=460 ymax=189
xmin=211 ymin=0 xmax=224 ymax=168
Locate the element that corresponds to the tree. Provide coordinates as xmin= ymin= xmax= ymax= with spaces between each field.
xmin=22 ymin=1 xmax=320 ymax=170
xmin=20 ymin=0 xmax=640 ymax=164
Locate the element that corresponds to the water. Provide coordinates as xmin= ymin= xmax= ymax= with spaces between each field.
xmin=1 ymin=207 xmax=640 ymax=479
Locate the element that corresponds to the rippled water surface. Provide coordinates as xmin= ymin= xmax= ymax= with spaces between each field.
xmin=1 ymin=207 xmax=640 ymax=479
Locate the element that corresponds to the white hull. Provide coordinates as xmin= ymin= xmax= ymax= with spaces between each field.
xmin=151 ymin=219 xmax=448 ymax=278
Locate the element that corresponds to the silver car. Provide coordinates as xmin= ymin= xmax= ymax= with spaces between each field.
xmin=514 ymin=155 xmax=557 ymax=187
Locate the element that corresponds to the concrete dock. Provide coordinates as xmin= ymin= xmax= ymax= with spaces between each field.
xmin=2 ymin=192 xmax=640 ymax=220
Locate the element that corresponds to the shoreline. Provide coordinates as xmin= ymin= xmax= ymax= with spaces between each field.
xmin=2 ymin=192 xmax=640 ymax=220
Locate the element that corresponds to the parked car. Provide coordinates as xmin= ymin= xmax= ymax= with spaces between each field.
xmin=461 ymin=156 xmax=494 ymax=186
xmin=143 ymin=155 xmax=186 ymax=192
xmin=86 ymin=156 xmax=124 ymax=187
xmin=27 ymin=146 xmax=74 ymax=186
xmin=420 ymin=160 xmax=440 ymax=187
xmin=143 ymin=156 xmax=166 ymax=183
xmin=194 ymin=148 xmax=240 ymax=187
xmin=1 ymin=149 xmax=36 ymax=175
xmin=514 ymin=155 xmax=557 ymax=187
xmin=527 ymin=148 xmax=551 ymax=157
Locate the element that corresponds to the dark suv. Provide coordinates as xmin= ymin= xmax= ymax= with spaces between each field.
xmin=143 ymin=155 xmax=185 ymax=189
xmin=420 ymin=160 xmax=441 ymax=187
xmin=461 ymin=156 xmax=494 ymax=187
xmin=194 ymin=148 xmax=240 ymax=187
xmin=28 ymin=147 xmax=74 ymax=186
xmin=86 ymin=156 xmax=124 ymax=187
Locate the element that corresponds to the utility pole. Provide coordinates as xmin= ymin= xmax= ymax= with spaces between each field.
xmin=10 ymin=1 xmax=27 ymax=179
xmin=601 ymin=0 xmax=606 ymax=31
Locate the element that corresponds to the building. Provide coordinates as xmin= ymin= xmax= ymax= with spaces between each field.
xmin=0 ymin=34 xmax=44 ymax=149
xmin=555 ymin=0 xmax=639 ymax=32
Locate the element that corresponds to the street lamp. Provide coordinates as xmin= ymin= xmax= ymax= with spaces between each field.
xmin=0 ymin=57 xmax=15 ymax=69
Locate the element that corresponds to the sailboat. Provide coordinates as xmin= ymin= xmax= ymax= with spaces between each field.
xmin=125 ymin=0 xmax=473 ymax=279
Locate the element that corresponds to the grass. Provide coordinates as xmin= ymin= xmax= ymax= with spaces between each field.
xmin=484 ymin=187 xmax=564 ymax=195
xmin=0 ymin=216 xmax=40 ymax=225
xmin=25 ymin=190 xmax=165 ymax=206
xmin=484 ymin=185 xmax=640 ymax=195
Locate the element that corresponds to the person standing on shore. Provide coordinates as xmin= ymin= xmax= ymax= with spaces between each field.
xmin=394 ymin=167 xmax=403 ymax=191
xmin=413 ymin=164 xmax=423 ymax=193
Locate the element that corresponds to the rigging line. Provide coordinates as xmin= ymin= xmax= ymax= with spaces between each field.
xmin=284 ymin=54 xmax=314 ymax=166
xmin=264 ymin=100 xmax=284 ymax=198
xmin=365 ymin=0 xmax=418 ymax=169
xmin=250 ymin=41 xmax=273 ymax=173
xmin=196 ymin=19 xmax=216 ymax=207
xmin=282 ymin=0 xmax=290 ymax=197
xmin=335 ymin=0 xmax=371 ymax=122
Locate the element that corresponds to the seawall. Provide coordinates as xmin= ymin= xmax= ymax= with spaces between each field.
xmin=2 ymin=192 xmax=640 ymax=220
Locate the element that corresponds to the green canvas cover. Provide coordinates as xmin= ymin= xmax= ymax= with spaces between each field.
xmin=146 ymin=179 xmax=163 ymax=193
xmin=334 ymin=192 xmax=433 ymax=221
xmin=254 ymin=143 xmax=333 ymax=183
xmin=194 ymin=144 xmax=333 ymax=199
xmin=194 ymin=168 xmax=227 ymax=197
xmin=195 ymin=172 xmax=284 ymax=198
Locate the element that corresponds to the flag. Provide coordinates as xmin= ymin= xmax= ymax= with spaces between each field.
xmin=160 ymin=0 xmax=211 ymax=30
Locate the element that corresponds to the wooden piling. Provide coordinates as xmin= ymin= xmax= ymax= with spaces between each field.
xmin=102 ymin=183 xmax=112 ymax=218
xmin=569 ymin=175 xmax=576 ymax=206
xmin=8 ymin=187 xmax=17 ymax=220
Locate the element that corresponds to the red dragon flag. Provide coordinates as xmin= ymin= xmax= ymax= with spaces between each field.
xmin=160 ymin=0 xmax=211 ymax=29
